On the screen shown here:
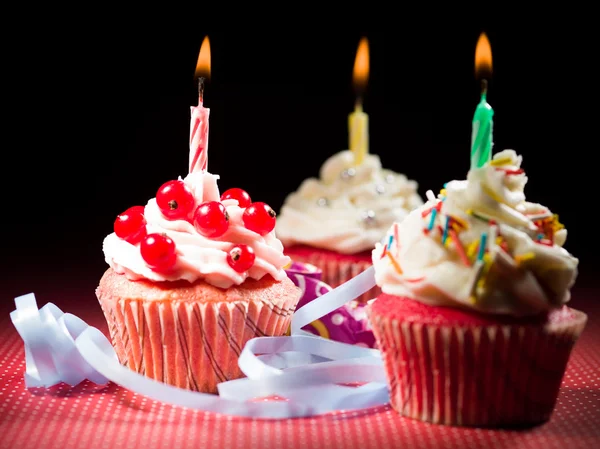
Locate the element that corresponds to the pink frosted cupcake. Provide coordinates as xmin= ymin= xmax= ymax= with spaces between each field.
xmin=276 ymin=150 xmax=423 ymax=303
xmin=368 ymin=150 xmax=586 ymax=427
xmin=98 ymin=173 xmax=300 ymax=394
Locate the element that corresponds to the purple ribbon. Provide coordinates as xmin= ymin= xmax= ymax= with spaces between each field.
xmin=285 ymin=262 xmax=376 ymax=349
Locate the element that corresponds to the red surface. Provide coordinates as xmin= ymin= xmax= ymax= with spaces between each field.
xmin=0 ymin=290 xmax=598 ymax=449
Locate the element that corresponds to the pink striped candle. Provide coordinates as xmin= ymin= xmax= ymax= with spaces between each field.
xmin=189 ymin=37 xmax=211 ymax=174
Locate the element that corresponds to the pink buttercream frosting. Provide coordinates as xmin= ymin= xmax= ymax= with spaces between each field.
xmin=103 ymin=171 xmax=291 ymax=289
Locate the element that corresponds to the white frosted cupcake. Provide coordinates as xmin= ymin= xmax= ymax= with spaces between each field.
xmin=276 ymin=150 xmax=423 ymax=302
xmin=368 ymin=149 xmax=586 ymax=426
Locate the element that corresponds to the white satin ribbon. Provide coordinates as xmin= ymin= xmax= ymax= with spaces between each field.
xmin=10 ymin=266 xmax=388 ymax=418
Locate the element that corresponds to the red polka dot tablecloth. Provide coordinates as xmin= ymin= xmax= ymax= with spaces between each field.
xmin=0 ymin=291 xmax=598 ymax=449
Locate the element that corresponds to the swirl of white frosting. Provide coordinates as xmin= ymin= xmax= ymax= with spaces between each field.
xmin=372 ymin=149 xmax=578 ymax=316
xmin=103 ymin=171 xmax=291 ymax=289
xmin=275 ymin=150 xmax=423 ymax=254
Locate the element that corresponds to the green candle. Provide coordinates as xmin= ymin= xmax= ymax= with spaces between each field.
xmin=470 ymin=32 xmax=494 ymax=169
xmin=470 ymin=82 xmax=494 ymax=169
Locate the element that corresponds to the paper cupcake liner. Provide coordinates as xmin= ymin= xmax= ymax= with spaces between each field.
xmin=98 ymin=296 xmax=296 ymax=394
xmin=368 ymin=308 xmax=588 ymax=427
xmin=288 ymin=252 xmax=380 ymax=303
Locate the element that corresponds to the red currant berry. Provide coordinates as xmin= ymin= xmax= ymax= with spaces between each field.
xmin=140 ymin=233 xmax=177 ymax=271
xmin=220 ymin=188 xmax=252 ymax=208
xmin=156 ymin=180 xmax=195 ymax=220
xmin=114 ymin=206 xmax=147 ymax=244
xmin=193 ymin=201 xmax=230 ymax=238
xmin=243 ymin=202 xmax=276 ymax=235
xmin=226 ymin=244 xmax=255 ymax=273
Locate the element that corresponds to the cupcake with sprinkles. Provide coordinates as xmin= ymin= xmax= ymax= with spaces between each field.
xmin=368 ymin=149 xmax=587 ymax=427
xmin=275 ymin=38 xmax=423 ymax=302
xmin=96 ymin=39 xmax=300 ymax=394
xmin=368 ymin=32 xmax=587 ymax=427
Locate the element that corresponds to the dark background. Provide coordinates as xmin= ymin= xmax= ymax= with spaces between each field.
xmin=2 ymin=17 xmax=594 ymax=306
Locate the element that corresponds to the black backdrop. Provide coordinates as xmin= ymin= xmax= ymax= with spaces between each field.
xmin=3 ymin=18 xmax=594 ymax=300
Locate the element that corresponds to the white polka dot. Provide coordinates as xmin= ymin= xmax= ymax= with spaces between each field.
xmin=331 ymin=313 xmax=345 ymax=325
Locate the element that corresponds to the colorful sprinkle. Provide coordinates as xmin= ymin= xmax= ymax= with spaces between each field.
xmin=489 ymin=156 xmax=513 ymax=166
xmin=449 ymin=229 xmax=470 ymax=266
xmin=466 ymin=239 xmax=480 ymax=259
xmin=466 ymin=209 xmax=493 ymax=223
xmin=477 ymin=233 xmax=488 ymax=261
xmin=552 ymin=214 xmax=565 ymax=232
xmin=393 ymin=223 xmax=400 ymax=251
xmin=443 ymin=234 xmax=453 ymax=248
xmin=451 ymin=215 xmax=468 ymax=229
xmin=387 ymin=234 xmax=394 ymax=250
xmin=514 ymin=252 xmax=535 ymax=265
xmin=442 ymin=216 xmax=450 ymax=244
xmin=469 ymin=260 xmax=485 ymax=301
xmin=421 ymin=204 xmax=435 ymax=218
xmin=386 ymin=251 xmax=403 ymax=274
xmin=495 ymin=167 xmax=524 ymax=175
xmin=428 ymin=208 xmax=438 ymax=231
xmin=380 ymin=246 xmax=387 ymax=259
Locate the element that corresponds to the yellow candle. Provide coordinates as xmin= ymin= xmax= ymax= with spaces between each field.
xmin=349 ymin=37 xmax=370 ymax=165
xmin=349 ymin=103 xmax=368 ymax=165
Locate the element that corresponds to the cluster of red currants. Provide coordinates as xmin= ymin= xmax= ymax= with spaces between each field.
xmin=113 ymin=180 xmax=277 ymax=274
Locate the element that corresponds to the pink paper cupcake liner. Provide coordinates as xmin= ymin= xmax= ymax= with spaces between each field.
xmin=369 ymin=305 xmax=588 ymax=427
xmin=99 ymin=296 xmax=296 ymax=393
xmin=286 ymin=249 xmax=380 ymax=303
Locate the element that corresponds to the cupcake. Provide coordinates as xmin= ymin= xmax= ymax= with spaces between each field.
xmin=276 ymin=149 xmax=423 ymax=303
xmin=368 ymin=149 xmax=587 ymax=427
xmin=97 ymin=171 xmax=300 ymax=394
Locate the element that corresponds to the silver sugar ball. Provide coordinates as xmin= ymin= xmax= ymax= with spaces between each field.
xmin=317 ymin=197 xmax=329 ymax=207
xmin=341 ymin=168 xmax=356 ymax=180
xmin=375 ymin=184 xmax=386 ymax=195
xmin=385 ymin=174 xmax=395 ymax=184
xmin=362 ymin=209 xmax=377 ymax=227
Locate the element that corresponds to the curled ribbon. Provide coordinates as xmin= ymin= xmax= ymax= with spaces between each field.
xmin=285 ymin=262 xmax=376 ymax=348
xmin=9 ymin=265 xmax=387 ymax=419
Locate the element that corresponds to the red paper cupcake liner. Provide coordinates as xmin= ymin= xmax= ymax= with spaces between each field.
xmin=98 ymin=296 xmax=296 ymax=393
xmin=285 ymin=247 xmax=380 ymax=303
xmin=368 ymin=305 xmax=588 ymax=427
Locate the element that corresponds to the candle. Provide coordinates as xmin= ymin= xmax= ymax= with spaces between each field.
xmin=189 ymin=36 xmax=211 ymax=174
xmin=470 ymin=32 xmax=494 ymax=169
xmin=348 ymin=37 xmax=370 ymax=166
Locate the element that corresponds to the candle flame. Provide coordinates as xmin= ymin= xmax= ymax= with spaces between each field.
xmin=195 ymin=36 xmax=211 ymax=80
xmin=475 ymin=32 xmax=492 ymax=80
xmin=352 ymin=37 xmax=369 ymax=96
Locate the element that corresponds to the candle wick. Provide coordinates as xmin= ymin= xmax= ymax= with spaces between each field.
xmin=197 ymin=77 xmax=205 ymax=104
xmin=480 ymin=79 xmax=488 ymax=97
xmin=355 ymin=97 xmax=363 ymax=111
